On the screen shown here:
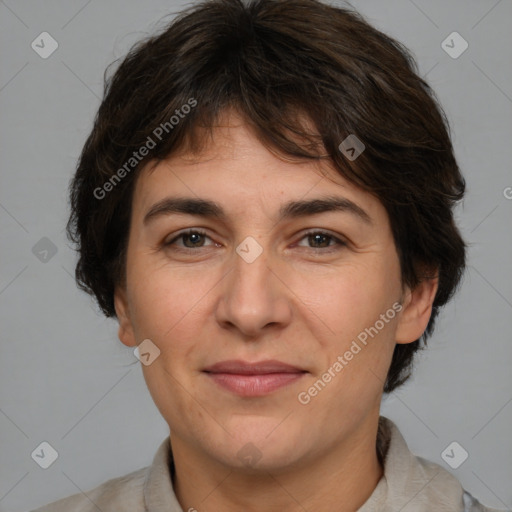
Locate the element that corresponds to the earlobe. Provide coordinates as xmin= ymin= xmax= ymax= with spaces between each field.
xmin=395 ymin=272 xmax=439 ymax=345
xmin=114 ymin=286 xmax=137 ymax=347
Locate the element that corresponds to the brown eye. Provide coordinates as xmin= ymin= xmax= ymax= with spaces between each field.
xmin=308 ymin=233 xmax=331 ymax=248
xmin=296 ymin=231 xmax=346 ymax=251
xmin=181 ymin=231 xmax=206 ymax=248
xmin=165 ymin=229 xmax=213 ymax=249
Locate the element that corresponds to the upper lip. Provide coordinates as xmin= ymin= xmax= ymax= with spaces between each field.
xmin=203 ymin=359 xmax=306 ymax=375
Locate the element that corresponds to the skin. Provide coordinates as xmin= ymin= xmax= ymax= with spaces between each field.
xmin=114 ymin=110 xmax=438 ymax=512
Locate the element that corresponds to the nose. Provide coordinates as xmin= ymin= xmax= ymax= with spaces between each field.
xmin=214 ymin=240 xmax=293 ymax=339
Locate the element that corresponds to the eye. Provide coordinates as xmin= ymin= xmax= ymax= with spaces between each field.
xmin=295 ymin=230 xmax=346 ymax=251
xmin=164 ymin=229 xmax=216 ymax=250
xmin=163 ymin=229 xmax=346 ymax=253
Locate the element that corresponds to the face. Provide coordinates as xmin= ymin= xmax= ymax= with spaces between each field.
xmin=115 ymin=110 xmax=436 ymax=472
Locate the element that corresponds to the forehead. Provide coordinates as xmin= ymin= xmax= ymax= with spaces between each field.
xmin=132 ymin=113 xmax=387 ymax=225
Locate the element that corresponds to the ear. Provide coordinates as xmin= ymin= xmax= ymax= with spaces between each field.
xmin=114 ymin=286 xmax=137 ymax=347
xmin=395 ymin=270 xmax=439 ymax=345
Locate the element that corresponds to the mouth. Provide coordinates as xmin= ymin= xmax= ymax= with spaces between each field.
xmin=202 ymin=359 xmax=307 ymax=397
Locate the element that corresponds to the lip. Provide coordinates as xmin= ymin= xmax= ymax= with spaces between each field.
xmin=203 ymin=359 xmax=307 ymax=397
xmin=203 ymin=359 xmax=305 ymax=374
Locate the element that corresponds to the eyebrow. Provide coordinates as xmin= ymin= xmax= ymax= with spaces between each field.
xmin=143 ymin=195 xmax=372 ymax=226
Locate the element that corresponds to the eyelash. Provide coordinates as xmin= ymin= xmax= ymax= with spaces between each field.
xmin=164 ymin=229 xmax=346 ymax=253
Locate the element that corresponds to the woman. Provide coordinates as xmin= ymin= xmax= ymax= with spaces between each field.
xmin=32 ymin=0 xmax=504 ymax=510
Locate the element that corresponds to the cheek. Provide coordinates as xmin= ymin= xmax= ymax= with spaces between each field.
xmin=286 ymin=259 xmax=400 ymax=342
xmin=287 ymin=258 xmax=400 ymax=403
xmin=128 ymin=258 xmax=222 ymax=340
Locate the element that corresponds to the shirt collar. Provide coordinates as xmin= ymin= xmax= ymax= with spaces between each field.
xmin=358 ymin=416 xmax=465 ymax=511
xmin=143 ymin=435 xmax=182 ymax=511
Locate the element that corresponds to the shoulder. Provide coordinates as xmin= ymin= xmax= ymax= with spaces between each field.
xmin=30 ymin=436 xmax=176 ymax=512
xmin=462 ymin=490 xmax=510 ymax=512
xmin=29 ymin=466 xmax=147 ymax=512
xmin=414 ymin=455 xmax=507 ymax=512
xmin=378 ymin=417 xmax=509 ymax=512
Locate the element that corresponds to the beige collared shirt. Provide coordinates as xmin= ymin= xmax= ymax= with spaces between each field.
xmin=31 ymin=417 xmax=506 ymax=511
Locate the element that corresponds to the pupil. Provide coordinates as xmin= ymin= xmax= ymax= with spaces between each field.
xmin=187 ymin=233 xmax=202 ymax=246
xmin=311 ymin=234 xmax=328 ymax=248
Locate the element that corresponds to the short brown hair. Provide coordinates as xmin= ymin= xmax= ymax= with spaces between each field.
xmin=67 ymin=0 xmax=466 ymax=393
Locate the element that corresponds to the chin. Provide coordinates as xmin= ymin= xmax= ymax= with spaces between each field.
xmin=206 ymin=420 xmax=307 ymax=471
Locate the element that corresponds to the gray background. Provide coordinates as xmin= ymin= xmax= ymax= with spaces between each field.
xmin=1 ymin=0 xmax=511 ymax=510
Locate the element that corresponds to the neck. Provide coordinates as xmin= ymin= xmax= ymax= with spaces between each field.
xmin=171 ymin=413 xmax=384 ymax=512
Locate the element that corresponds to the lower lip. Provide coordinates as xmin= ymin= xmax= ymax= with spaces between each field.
xmin=204 ymin=372 xmax=306 ymax=397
